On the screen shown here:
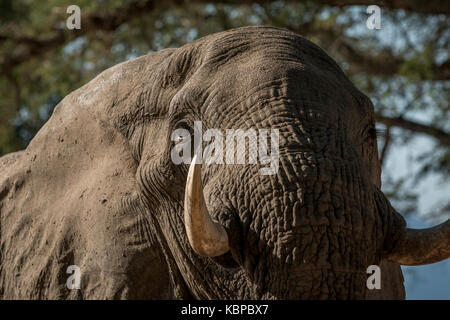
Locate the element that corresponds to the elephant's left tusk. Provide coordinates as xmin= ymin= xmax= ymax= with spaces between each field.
xmin=184 ymin=154 xmax=230 ymax=257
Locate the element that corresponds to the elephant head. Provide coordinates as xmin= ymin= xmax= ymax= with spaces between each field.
xmin=115 ymin=26 xmax=447 ymax=299
xmin=4 ymin=26 xmax=447 ymax=299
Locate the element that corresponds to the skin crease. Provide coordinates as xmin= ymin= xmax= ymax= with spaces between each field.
xmin=0 ymin=26 xmax=418 ymax=299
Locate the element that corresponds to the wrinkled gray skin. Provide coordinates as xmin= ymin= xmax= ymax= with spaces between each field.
xmin=0 ymin=26 xmax=448 ymax=299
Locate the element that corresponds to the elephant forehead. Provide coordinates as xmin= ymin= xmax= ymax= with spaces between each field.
xmin=179 ymin=62 xmax=369 ymax=131
xmin=172 ymin=35 xmax=373 ymax=127
xmin=200 ymin=26 xmax=340 ymax=72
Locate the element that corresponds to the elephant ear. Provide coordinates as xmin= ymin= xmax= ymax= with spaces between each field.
xmin=0 ymin=51 xmax=173 ymax=298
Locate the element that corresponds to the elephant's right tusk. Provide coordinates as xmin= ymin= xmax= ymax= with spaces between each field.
xmin=184 ymin=154 xmax=230 ymax=257
xmin=386 ymin=219 xmax=450 ymax=266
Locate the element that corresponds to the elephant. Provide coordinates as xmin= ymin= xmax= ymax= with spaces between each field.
xmin=0 ymin=26 xmax=448 ymax=299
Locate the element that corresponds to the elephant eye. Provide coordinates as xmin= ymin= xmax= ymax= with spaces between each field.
xmin=174 ymin=134 xmax=184 ymax=142
xmin=367 ymin=127 xmax=378 ymax=140
xmin=171 ymin=121 xmax=194 ymax=149
xmin=363 ymin=125 xmax=380 ymax=142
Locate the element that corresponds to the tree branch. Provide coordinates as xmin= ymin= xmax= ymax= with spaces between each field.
xmin=285 ymin=24 xmax=449 ymax=81
xmin=313 ymin=0 xmax=450 ymax=15
xmin=219 ymin=0 xmax=450 ymax=14
xmin=1 ymin=0 xmax=449 ymax=76
xmin=376 ymin=113 xmax=450 ymax=146
xmin=0 ymin=0 xmax=185 ymax=75
xmin=331 ymin=36 xmax=449 ymax=80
